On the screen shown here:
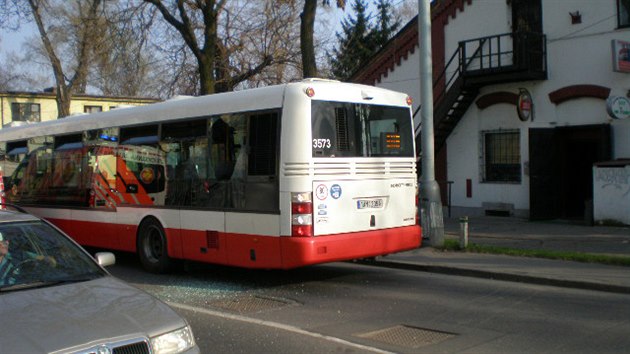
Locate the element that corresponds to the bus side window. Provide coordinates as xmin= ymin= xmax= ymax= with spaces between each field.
xmin=207 ymin=115 xmax=244 ymax=208
xmin=51 ymin=147 xmax=89 ymax=206
xmin=91 ymin=146 xmax=117 ymax=190
xmin=6 ymin=157 xmax=28 ymax=202
xmin=244 ymin=112 xmax=279 ymax=212
xmin=210 ymin=117 xmax=239 ymax=181
xmin=23 ymin=147 xmax=53 ymax=203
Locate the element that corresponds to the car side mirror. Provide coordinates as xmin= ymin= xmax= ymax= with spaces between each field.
xmin=95 ymin=252 xmax=116 ymax=267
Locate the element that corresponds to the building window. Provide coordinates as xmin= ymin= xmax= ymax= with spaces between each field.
xmin=619 ymin=0 xmax=630 ymax=28
xmin=481 ymin=130 xmax=521 ymax=183
xmin=84 ymin=105 xmax=103 ymax=113
xmin=10 ymin=102 xmax=41 ymax=122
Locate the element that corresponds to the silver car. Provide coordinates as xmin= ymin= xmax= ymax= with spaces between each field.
xmin=0 ymin=205 xmax=199 ymax=354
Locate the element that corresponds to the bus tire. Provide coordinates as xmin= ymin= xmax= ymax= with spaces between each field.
xmin=137 ymin=217 xmax=171 ymax=273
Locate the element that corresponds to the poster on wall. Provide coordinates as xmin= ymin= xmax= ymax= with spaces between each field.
xmin=612 ymin=39 xmax=630 ymax=73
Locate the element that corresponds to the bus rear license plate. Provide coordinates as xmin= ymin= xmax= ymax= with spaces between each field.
xmin=357 ymin=199 xmax=383 ymax=209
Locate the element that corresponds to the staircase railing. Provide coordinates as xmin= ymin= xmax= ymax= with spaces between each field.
xmin=414 ymin=31 xmax=546 ymax=121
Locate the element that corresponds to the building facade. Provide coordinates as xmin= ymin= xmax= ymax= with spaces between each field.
xmin=0 ymin=90 xmax=159 ymax=128
xmin=353 ymin=0 xmax=630 ymax=224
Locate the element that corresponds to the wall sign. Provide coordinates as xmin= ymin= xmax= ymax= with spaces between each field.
xmin=612 ymin=39 xmax=630 ymax=73
xmin=517 ymin=88 xmax=533 ymax=122
xmin=606 ymin=96 xmax=630 ymax=120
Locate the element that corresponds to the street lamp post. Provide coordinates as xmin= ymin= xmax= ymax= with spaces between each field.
xmin=418 ymin=0 xmax=444 ymax=247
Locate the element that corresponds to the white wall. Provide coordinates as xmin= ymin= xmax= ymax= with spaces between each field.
xmin=443 ymin=1 xmax=510 ymax=60
xmin=445 ymin=0 xmax=630 ymax=216
xmin=593 ymin=165 xmax=630 ymax=224
xmin=376 ymin=0 xmax=630 ymax=217
xmin=378 ymin=50 xmax=422 ymax=128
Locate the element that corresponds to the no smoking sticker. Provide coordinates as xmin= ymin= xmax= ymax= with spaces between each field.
xmin=316 ymin=184 xmax=328 ymax=200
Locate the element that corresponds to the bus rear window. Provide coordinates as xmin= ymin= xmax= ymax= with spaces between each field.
xmin=311 ymin=101 xmax=413 ymax=157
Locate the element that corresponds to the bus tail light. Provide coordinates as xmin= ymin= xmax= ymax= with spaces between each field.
xmin=291 ymin=192 xmax=313 ymax=237
xmin=89 ymin=190 xmax=95 ymax=208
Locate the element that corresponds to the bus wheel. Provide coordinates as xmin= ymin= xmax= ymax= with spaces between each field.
xmin=137 ymin=218 xmax=171 ymax=273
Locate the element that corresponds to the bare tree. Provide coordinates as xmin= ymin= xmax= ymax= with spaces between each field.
xmin=218 ymin=1 xmax=301 ymax=89
xmin=0 ymin=0 xmax=30 ymax=30
xmin=0 ymin=67 xmax=17 ymax=91
xmin=25 ymin=0 xmax=103 ymax=117
xmin=142 ymin=0 xmax=298 ymax=95
xmin=300 ymin=0 xmax=344 ymax=78
xmin=90 ymin=2 xmax=153 ymax=97
xmin=2 ymin=0 xmax=153 ymax=99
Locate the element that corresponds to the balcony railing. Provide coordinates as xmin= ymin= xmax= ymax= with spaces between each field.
xmin=434 ymin=31 xmax=547 ymax=106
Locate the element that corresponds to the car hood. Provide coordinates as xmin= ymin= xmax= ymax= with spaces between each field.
xmin=0 ymin=275 xmax=187 ymax=353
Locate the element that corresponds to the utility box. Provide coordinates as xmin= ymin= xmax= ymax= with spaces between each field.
xmin=593 ymin=160 xmax=630 ymax=225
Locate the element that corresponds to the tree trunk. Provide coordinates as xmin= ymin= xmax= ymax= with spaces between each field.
xmin=55 ymin=84 xmax=71 ymax=118
xmin=199 ymin=55 xmax=216 ymax=95
xmin=300 ymin=0 xmax=318 ymax=78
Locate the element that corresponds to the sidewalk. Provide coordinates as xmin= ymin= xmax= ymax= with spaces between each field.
xmin=369 ymin=216 xmax=630 ymax=294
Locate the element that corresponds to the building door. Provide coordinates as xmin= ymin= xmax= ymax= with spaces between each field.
xmin=511 ymin=0 xmax=543 ymax=70
xmin=529 ymin=125 xmax=611 ymax=221
xmin=529 ymin=128 xmax=559 ymax=220
xmin=511 ymin=0 xmax=542 ymax=32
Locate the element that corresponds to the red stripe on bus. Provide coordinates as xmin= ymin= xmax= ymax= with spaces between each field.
xmin=47 ymin=218 xmax=421 ymax=269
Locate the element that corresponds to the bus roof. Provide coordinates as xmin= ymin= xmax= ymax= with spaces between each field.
xmin=0 ymin=80 xmax=410 ymax=143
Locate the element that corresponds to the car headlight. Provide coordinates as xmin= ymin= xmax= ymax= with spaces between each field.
xmin=151 ymin=326 xmax=196 ymax=354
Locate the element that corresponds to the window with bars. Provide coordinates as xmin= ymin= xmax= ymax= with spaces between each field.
xmin=481 ymin=130 xmax=521 ymax=183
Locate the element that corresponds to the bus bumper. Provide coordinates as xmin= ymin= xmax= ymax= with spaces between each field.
xmin=279 ymin=225 xmax=422 ymax=269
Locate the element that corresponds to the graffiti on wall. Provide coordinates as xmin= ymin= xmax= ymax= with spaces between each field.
xmin=595 ymin=167 xmax=630 ymax=197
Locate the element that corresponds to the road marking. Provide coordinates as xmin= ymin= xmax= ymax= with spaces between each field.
xmin=168 ymin=302 xmax=394 ymax=354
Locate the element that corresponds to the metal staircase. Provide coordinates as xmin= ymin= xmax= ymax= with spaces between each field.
xmin=416 ymin=32 xmax=547 ymax=153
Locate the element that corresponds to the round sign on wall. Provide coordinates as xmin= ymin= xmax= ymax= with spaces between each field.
xmin=517 ymin=88 xmax=533 ymax=122
xmin=606 ymin=96 xmax=630 ymax=120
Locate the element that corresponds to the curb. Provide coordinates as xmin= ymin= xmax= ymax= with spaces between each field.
xmin=357 ymin=259 xmax=630 ymax=295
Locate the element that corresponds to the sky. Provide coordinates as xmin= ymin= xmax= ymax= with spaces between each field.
xmin=1 ymin=23 xmax=36 ymax=59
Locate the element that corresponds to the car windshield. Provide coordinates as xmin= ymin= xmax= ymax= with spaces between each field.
xmin=0 ymin=221 xmax=105 ymax=291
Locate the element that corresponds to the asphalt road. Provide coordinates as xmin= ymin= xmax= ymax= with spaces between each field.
xmin=109 ymin=253 xmax=630 ymax=353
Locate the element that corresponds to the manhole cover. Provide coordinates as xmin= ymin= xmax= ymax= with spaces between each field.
xmin=209 ymin=295 xmax=294 ymax=313
xmin=356 ymin=325 xmax=455 ymax=349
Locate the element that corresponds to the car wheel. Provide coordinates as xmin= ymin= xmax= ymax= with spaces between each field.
xmin=137 ymin=218 xmax=171 ymax=273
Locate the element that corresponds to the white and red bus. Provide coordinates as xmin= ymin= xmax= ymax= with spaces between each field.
xmin=0 ymin=79 xmax=421 ymax=272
